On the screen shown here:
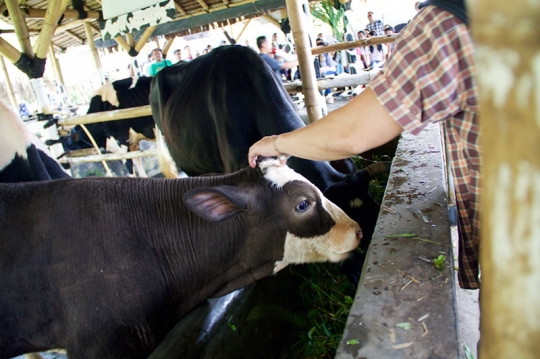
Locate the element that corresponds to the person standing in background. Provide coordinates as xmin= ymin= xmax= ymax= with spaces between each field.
xmin=366 ymin=11 xmax=385 ymax=36
xmin=147 ymin=48 xmax=172 ymax=76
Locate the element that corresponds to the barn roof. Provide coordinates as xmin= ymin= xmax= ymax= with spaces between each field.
xmin=0 ymin=0 xmax=288 ymax=52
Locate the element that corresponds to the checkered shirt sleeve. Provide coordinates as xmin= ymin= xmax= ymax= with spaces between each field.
xmin=370 ymin=6 xmax=481 ymax=289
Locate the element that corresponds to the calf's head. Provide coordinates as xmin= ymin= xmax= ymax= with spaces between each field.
xmin=184 ymin=158 xmax=362 ymax=276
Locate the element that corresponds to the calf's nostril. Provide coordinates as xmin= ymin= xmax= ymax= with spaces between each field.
xmin=356 ymin=230 xmax=363 ymax=241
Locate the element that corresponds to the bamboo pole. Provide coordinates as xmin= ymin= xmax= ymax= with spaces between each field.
xmin=286 ymin=0 xmax=322 ymax=123
xmin=59 ymin=149 xmax=158 ymax=164
xmin=471 ymin=1 xmax=540 ymax=358
xmin=114 ymin=35 xmax=132 ymax=53
xmin=234 ymin=18 xmax=252 ymax=42
xmin=126 ymin=33 xmax=135 ymax=48
xmin=0 ymin=36 xmax=21 ymax=63
xmin=196 ymin=0 xmax=210 ymax=12
xmin=311 ymin=35 xmax=397 ymax=55
xmin=48 ymin=44 xmax=64 ymax=86
xmin=4 ymin=0 xmax=33 ymax=57
xmin=162 ymin=37 xmax=175 ymax=56
xmin=64 ymin=30 xmax=84 ymax=44
xmin=174 ymin=3 xmax=188 ymax=16
xmin=19 ymin=8 xmax=100 ymax=20
xmin=55 ymin=19 xmax=93 ymax=34
xmin=84 ymin=22 xmax=103 ymax=82
xmin=34 ymin=0 xmax=66 ymax=59
xmin=283 ymin=69 xmax=381 ymax=93
xmin=0 ymin=56 xmax=18 ymax=110
xmin=58 ymin=106 xmax=152 ymax=126
xmin=134 ymin=26 xmax=156 ymax=53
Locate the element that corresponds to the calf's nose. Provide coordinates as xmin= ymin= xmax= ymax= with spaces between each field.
xmin=356 ymin=229 xmax=363 ymax=241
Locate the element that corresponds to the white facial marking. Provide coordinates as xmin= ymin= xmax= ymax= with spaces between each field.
xmin=259 ymin=159 xmax=361 ymax=274
xmin=259 ymin=159 xmax=313 ymax=189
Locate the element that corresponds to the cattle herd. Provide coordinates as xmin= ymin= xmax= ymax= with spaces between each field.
xmin=0 ymin=46 xmax=390 ymax=358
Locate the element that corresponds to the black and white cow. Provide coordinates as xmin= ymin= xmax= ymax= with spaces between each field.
xmin=0 ymin=158 xmax=361 ymax=359
xmin=0 ymin=100 xmax=69 ymax=182
xmin=49 ymin=76 xmax=155 ymax=176
xmin=150 ymin=45 xmax=390 ymax=274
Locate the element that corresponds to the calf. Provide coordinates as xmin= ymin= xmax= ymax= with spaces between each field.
xmin=0 ymin=100 xmax=69 ymax=182
xmin=150 ymin=46 xmax=390 ymax=280
xmin=0 ymin=158 xmax=361 ymax=359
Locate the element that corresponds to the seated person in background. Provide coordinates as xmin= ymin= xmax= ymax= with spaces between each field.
xmin=256 ymin=36 xmax=299 ymax=81
xmin=148 ymin=48 xmax=172 ymax=76
xmin=356 ymin=30 xmax=371 ymax=69
xmin=368 ymin=31 xmax=388 ymax=68
xmin=384 ymin=25 xmax=396 ymax=59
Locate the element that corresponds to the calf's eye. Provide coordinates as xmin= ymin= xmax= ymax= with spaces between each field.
xmin=295 ymin=200 xmax=311 ymax=213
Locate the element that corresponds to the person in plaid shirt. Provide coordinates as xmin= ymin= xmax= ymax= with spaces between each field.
xmin=366 ymin=11 xmax=385 ymax=37
xmin=248 ymin=0 xmax=480 ymax=290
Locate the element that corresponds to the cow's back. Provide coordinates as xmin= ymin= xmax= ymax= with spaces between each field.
xmin=150 ymin=46 xmax=304 ymax=176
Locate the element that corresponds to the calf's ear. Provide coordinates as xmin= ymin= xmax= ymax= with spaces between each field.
xmin=184 ymin=186 xmax=248 ymax=222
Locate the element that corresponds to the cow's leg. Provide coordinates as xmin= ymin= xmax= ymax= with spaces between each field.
xmin=129 ymin=140 xmax=148 ymax=178
xmin=154 ymin=127 xmax=178 ymax=179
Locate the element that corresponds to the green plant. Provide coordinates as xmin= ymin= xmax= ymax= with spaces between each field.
xmin=311 ymin=0 xmax=346 ymax=42
xmin=282 ymin=263 xmax=356 ymax=358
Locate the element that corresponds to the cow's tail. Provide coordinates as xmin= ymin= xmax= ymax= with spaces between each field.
xmin=154 ymin=127 xmax=179 ymax=178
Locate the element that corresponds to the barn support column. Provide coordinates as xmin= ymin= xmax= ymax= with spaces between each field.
xmin=84 ymin=22 xmax=105 ymax=84
xmin=471 ymin=1 xmax=540 ymax=358
xmin=48 ymin=44 xmax=64 ymax=86
xmin=285 ymin=0 xmax=323 ymax=123
xmin=0 ymin=56 xmax=18 ymax=110
xmin=4 ymin=0 xmax=33 ymax=56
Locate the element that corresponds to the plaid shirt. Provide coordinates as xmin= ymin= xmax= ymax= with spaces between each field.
xmin=366 ymin=20 xmax=384 ymax=37
xmin=370 ymin=6 xmax=480 ymax=289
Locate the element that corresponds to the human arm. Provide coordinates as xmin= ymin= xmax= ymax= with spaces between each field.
xmin=248 ymin=87 xmax=403 ymax=167
xmin=280 ymin=59 xmax=299 ymax=70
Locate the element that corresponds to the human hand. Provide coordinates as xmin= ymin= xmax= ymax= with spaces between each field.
xmin=248 ymin=135 xmax=289 ymax=168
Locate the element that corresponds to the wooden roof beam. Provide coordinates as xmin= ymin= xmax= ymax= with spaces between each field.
xmin=65 ymin=29 xmax=84 ymax=44
xmin=196 ymin=0 xmax=210 ymax=12
xmin=174 ymin=3 xmax=188 ymax=16
xmin=13 ymin=7 xmax=100 ymax=20
xmin=33 ymin=0 xmax=70 ymax=59
xmin=4 ymin=0 xmax=33 ymax=57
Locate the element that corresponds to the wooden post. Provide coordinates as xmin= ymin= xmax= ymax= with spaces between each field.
xmin=135 ymin=26 xmax=157 ymax=53
xmin=0 ymin=37 xmax=21 ymax=63
xmin=48 ymin=44 xmax=64 ymax=86
xmin=0 ymin=56 xmax=18 ymax=110
xmin=114 ymin=36 xmax=132 ymax=54
xmin=470 ymin=1 xmax=540 ymax=358
xmin=84 ymin=22 xmax=104 ymax=84
xmin=126 ymin=33 xmax=135 ymax=48
xmin=162 ymin=37 xmax=175 ymax=56
xmin=33 ymin=0 xmax=66 ymax=59
xmin=4 ymin=0 xmax=33 ymax=57
xmin=285 ymin=0 xmax=323 ymax=123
